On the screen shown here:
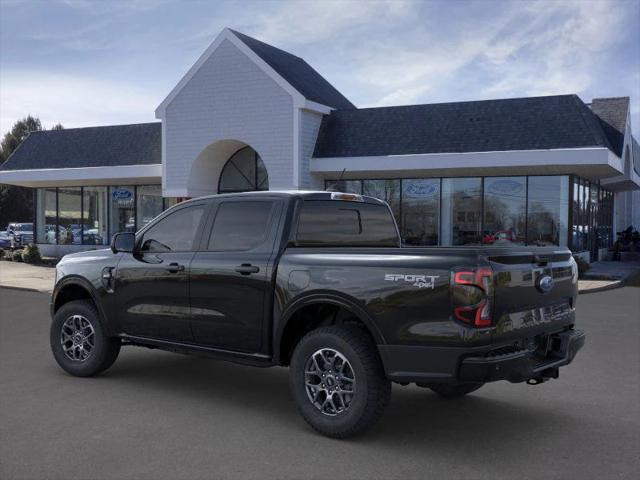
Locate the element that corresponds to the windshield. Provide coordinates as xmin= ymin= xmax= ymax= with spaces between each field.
xmin=12 ymin=223 xmax=33 ymax=231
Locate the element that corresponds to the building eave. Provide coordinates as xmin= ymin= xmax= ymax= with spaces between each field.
xmin=0 ymin=164 xmax=162 ymax=188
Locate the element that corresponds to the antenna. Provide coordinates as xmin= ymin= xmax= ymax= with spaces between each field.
xmin=326 ymin=168 xmax=347 ymax=192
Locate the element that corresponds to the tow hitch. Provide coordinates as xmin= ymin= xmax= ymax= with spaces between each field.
xmin=526 ymin=367 xmax=559 ymax=385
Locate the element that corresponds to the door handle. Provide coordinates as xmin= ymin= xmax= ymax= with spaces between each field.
xmin=235 ymin=264 xmax=260 ymax=275
xmin=166 ymin=262 xmax=185 ymax=273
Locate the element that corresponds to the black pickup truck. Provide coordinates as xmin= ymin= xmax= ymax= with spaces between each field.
xmin=51 ymin=191 xmax=584 ymax=437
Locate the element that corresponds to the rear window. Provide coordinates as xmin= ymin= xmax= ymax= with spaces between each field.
xmin=295 ymin=200 xmax=399 ymax=247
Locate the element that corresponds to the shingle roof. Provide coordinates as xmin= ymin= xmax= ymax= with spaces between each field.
xmin=230 ymin=29 xmax=355 ymax=110
xmin=0 ymin=122 xmax=161 ymax=171
xmin=590 ymin=97 xmax=629 ymax=157
xmin=313 ymin=94 xmax=615 ymax=158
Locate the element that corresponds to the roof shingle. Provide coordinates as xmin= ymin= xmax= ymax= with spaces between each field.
xmin=590 ymin=97 xmax=629 ymax=157
xmin=230 ymin=29 xmax=355 ymax=110
xmin=313 ymin=94 xmax=615 ymax=158
xmin=0 ymin=122 xmax=161 ymax=171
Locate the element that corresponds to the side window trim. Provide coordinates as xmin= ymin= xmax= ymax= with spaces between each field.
xmin=137 ymin=202 xmax=211 ymax=253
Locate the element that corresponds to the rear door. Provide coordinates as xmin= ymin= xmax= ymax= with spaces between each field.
xmin=488 ymin=250 xmax=577 ymax=342
xmin=189 ymin=198 xmax=284 ymax=353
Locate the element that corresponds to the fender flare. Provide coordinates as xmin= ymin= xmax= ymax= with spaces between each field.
xmin=273 ymin=291 xmax=385 ymax=364
xmin=51 ymin=276 xmax=114 ymax=336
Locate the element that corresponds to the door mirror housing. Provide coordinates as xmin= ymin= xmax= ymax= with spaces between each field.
xmin=111 ymin=232 xmax=136 ymax=254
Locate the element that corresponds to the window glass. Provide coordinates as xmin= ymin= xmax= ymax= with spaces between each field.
xmin=110 ymin=186 xmax=136 ymax=234
xmin=57 ymin=188 xmax=82 ymax=245
xmin=218 ymin=147 xmax=269 ymax=192
xmin=140 ymin=205 xmax=205 ymax=252
xmin=36 ymin=188 xmax=57 ymax=244
xmin=362 ymin=180 xmax=401 ymax=222
xmin=208 ymin=201 xmax=274 ymax=251
xmin=483 ymin=177 xmax=526 ymax=246
xmin=441 ymin=178 xmax=482 ymax=246
xmin=402 ymin=179 xmax=439 ymax=246
xmin=325 ymin=180 xmax=362 ymax=194
xmin=137 ymin=185 xmax=163 ymax=229
xmin=296 ymin=200 xmax=399 ymax=247
xmin=82 ymin=187 xmax=108 ymax=245
xmin=527 ymin=176 xmax=568 ymax=246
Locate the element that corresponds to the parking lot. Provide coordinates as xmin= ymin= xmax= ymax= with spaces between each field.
xmin=1 ymin=286 xmax=638 ymax=480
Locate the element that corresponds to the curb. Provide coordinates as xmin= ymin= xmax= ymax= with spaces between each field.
xmin=578 ymin=280 xmax=623 ymax=295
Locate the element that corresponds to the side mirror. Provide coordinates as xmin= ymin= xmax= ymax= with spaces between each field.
xmin=111 ymin=232 xmax=136 ymax=254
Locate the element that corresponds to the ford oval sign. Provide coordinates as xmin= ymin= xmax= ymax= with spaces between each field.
xmin=536 ymin=274 xmax=555 ymax=294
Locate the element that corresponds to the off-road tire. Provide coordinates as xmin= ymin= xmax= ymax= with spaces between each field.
xmin=50 ymin=300 xmax=120 ymax=377
xmin=289 ymin=325 xmax=391 ymax=438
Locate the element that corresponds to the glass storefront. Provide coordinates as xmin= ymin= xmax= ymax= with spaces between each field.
xmin=83 ymin=187 xmax=108 ymax=245
xmin=442 ymin=178 xmax=482 ymax=246
xmin=483 ymin=177 xmax=526 ymax=246
xmin=35 ymin=185 xmax=178 ymax=245
xmin=136 ymin=185 xmax=163 ymax=229
xmin=36 ymin=188 xmax=57 ymax=244
xmin=325 ymin=175 xmax=612 ymax=251
xmin=527 ymin=176 xmax=569 ymax=247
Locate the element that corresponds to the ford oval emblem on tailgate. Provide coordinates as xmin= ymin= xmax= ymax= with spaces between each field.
xmin=536 ymin=275 xmax=555 ymax=294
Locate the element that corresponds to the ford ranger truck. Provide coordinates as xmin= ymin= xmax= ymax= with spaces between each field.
xmin=50 ymin=191 xmax=585 ymax=438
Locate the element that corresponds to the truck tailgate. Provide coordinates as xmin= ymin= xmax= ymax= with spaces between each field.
xmin=488 ymin=250 xmax=577 ymax=342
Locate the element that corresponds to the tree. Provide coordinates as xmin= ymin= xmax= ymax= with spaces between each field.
xmin=0 ymin=116 xmax=63 ymax=228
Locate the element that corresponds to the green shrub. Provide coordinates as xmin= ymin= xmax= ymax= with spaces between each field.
xmin=11 ymin=249 xmax=24 ymax=262
xmin=22 ymin=244 xmax=42 ymax=264
xmin=0 ymin=249 xmax=5 ymax=260
xmin=574 ymin=256 xmax=590 ymax=276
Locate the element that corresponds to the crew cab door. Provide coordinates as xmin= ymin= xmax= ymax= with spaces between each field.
xmin=114 ymin=203 xmax=208 ymax=342
xmin=189 ymin=198 xmax=284 ymax=353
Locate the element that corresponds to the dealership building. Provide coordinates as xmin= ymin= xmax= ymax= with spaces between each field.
xmin=1 ymin=28 xmax=638 ymax=259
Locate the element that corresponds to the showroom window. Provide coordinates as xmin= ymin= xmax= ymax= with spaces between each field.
xmin=526 ymin=176 xmax=569 ymax=247
xmin=441 ymin=178 xmax=482 ymax=245
xmin=109 ymin=186 xmax=136 ymax=234
xmin=83 ymin=187 xmax=108 ymax=245
xmin=483 ymin=177 xmax=526 ymax=246
xmin=36 ymin=188 xmax=57 ymax=244
xmin=137 ymin=185 xmax=163 ymax=229
xmin=57 ymin=188 xmax=82 ymax=245
xmin=402 ymin=179 xmax=440 ymax=246
xmin=362 ymin=180 xmax=401 ymax=221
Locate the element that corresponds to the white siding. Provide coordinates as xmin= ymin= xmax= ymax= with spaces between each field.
xmin=163 ymin=39 xmax=294 ymax=196
xmin=299 ymin=109 xmax=324 ymax=189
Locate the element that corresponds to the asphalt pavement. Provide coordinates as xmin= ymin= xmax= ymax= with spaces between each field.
xmin=1 ymin=286 xmax=638 ymax=480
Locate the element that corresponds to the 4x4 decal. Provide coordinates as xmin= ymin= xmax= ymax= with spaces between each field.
xmin=384 ymin=274 xmax=439 ymax=289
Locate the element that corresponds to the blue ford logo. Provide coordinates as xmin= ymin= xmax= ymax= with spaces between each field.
xmin=537 ymin=275 xmax=554 ymax=294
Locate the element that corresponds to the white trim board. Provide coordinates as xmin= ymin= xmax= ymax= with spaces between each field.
xmin=311 ymin=148 xmax=624 ymax=179
xmin=0 ymin=164 xmax=162 ymax=188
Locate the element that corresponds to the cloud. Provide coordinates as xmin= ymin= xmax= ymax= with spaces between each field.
xmin=0 ymin=72 xmax=157 ymax=132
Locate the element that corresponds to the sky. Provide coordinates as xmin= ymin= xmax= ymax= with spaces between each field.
xmin=1 ymin=0 xmax=639 ymax=138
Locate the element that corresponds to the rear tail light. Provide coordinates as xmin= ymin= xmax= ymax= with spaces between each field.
xmin=451 ymin=267 xmax=494 ymax=327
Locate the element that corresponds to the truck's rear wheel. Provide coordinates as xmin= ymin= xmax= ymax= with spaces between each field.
xmin=50 ymin=300 xmax=120 ymax=377
xmin=289 ymin=325 xmax=391 ymax=438
xmin=426 ymin=382 xmax=484 ymax=397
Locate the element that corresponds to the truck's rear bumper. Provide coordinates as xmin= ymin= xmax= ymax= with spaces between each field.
xmin=378 ymin=328 xmax=585 ymax=384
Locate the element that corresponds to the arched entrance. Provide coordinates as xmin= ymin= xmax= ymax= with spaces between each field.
xmin=218 ymin=146 xmax=269 ymax=193
xmin=186 ymin=140 xmax=269 ymax=197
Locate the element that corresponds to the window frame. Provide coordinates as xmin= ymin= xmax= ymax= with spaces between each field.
xmin=136 ymin=201 xmax=210 ymax=254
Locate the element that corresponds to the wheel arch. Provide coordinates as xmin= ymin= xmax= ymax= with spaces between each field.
xmin=52 ymin=276 xmax=114 ymax=336
xmin=274 ymin=292 xmax=385 ymax=366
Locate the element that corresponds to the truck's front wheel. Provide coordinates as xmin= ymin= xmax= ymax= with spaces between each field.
xmin=289 ymin=325 xmax=391 ymax=438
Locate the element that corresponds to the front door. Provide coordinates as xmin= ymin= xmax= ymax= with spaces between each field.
xmin=189 ymin=198 xmax=283 ymax=353
xmin=114 ymin=203 xmax=207 ymax=342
